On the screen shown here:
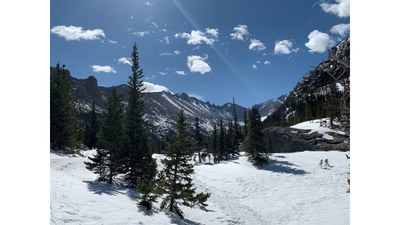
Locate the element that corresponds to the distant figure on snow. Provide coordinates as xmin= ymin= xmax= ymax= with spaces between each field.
xmin=325 ymin=159 xmax=332 ymax=167
xmin=319 ymin=159 xmax=324 ymax=168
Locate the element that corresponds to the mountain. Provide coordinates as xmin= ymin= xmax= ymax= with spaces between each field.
xmin=264 ymin=38 xmax=350 ymax=129
xmin=50 ymin=68 xmax=284 ymax=133
xmin=254 ymin=95 xmax=287 ymax=121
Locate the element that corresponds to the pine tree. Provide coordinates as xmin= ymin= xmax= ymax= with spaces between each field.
xmin=226 ymin=120 xmax=235 ymax=158
xmin=50 ymin=63 xmax=78 ymax=153
xmin=232 ymin=97 xmax=242 ymax=146
xmin=85 ymin=101 xmax=98 ymax=149
xmin=123 ymin=42 xmax=153 ymax=188
xmin=84 ymin=148 xmax=108 ymax=182
xmin=158 ymin=110 xmax=210 ymax=219
xmin=137 ymin=151 xmax=158 ymax=210
xmin=211 ymin=123 xmax=218 ymax=163
xmin=97 ymin=88 xmax=125 ymax=184
xmin=244 ymin=107 xmax=268 ymax=165
xmin=243 ymin=108 xmax=248 ymax=138
xmin=217 ymin=119 xmax=225 ymax=162
xmin=194 ymin=117 xmax=203 ymax=163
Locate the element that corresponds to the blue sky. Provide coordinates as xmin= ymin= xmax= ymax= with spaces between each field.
xmin=50 ymin=0 xmax=350 ymax=107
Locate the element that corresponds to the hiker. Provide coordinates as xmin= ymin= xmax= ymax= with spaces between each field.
xmin=319 ymin=159 xmax=324 ymax=168
xmin=325 ymin=159 xmax=331 ymax=167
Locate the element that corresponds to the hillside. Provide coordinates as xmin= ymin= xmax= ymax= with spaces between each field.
xmin=51 ymin=149 xmax=349 ymax=224
xmin=265 ymin=38 xmax=350 ymax=129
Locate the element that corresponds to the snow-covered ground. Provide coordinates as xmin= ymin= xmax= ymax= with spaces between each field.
xmin=51 ymin=150 xmax=349 ymax=224
xmin=291 ymin=118 xmax=346 ymax=140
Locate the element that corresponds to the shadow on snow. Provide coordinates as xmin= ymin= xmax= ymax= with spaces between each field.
xmin=84 ymin=180 xmax=208 ymax=224
xmin=257 ymin=157 xmax=308 ymax=175
xmin=83 ymin=180 xmax=140 ymax=200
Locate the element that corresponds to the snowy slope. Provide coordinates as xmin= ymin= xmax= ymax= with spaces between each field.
xmin=51 ymin=150 xmax=349 ymax=225
xmin=290 ymin=118 xmax=346 ymax=140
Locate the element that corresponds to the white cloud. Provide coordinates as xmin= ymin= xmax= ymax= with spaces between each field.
xmin=274 ymin=40 xmax=299 ymax=55
xmin=158 ymin=72 xmax=168 ymax=75
xmin=132 ymin=31 xmax=150 ymax=37
xmin=175 ymin=29 xmax=217 ymax=45
xmin=160 ymin=36 xmax=170 ymax=44
xmin=330 ymin=23 xmax=350 ymax=37
xmin=143 ymin=82 xmax=169 ymax=93
xmin=159 ymin=50 xmax=181 ymax=56
xmin=159 ymin=28 xmax=168 ymax=32
xmin=145 ymin=75 xmax=156 ymax=81
xmin=117 ymin=57 xmax=131 ymax=66
xmin=264 ymin=60 xmax=271 ymax=65
xmin=187 ymin=55 xmax=211 ymax=74
xmin=305 ymin=30 xmax=335 ymax=53
xmin=144 ymin=1 xmax=154 ymax=6
xmin=249 ymin=39 xmax=266 ymax=51
xmin=107 ymin=39 xmax=117 ymax=44
xmin=206 ymin=28 xmax=219 ymax=38
xmin=92 ymin=65 xmax=116 ymax=74
xmin=50 ymin=25 xmax=105 ymax=41
xmin=320 ymin=0 xmax=350 ymax=18
xmin=176 ymin=71 xmax=187 ymax=75
xmin=151 ymin=22 xmax=159 ymax=28
xmin=252 ymin=64 xmax=257 ymax=69
xmin=230 ymin=25 xmax=249 ymax=41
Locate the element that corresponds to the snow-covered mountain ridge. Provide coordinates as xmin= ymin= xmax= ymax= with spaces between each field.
xmin=50 ymin=67 xmax=284 ymax=133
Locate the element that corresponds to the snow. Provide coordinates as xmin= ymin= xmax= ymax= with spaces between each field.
xmin=51 ymin=150 xmax=349 ymax=224
xmin=161 ymin=93 xmax=181 ymax=111
xmin=290 ymin=118 xmax=345 ymax=136
xmin=261 ymin=116 xmax=268 ymax=121
xmin=336 ymin=83 xmax=344 ymax=92
xmin=161 ymin=93 xmax=196 ymax=117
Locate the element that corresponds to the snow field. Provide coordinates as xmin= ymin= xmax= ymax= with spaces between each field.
xmin=51 ymin=150 xmax=349 ymax=224
xmin=290 ymin=118 xmax=346 ymax=136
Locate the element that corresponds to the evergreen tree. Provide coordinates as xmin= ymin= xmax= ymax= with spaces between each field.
xmin=85 ymin=101 xmax=98 ymax=149
xmin=84 ymin=148 xmax=108 ymax=182
xmin=50 ymin=63 xmax=78 ymax=153
xmin=98 ymin=89 xmax=125 ymax=184
xmin=243 ymin=108 xmax=248 ymax=138
xmin=194 ymin=117 xmax=203 ymax=163
xmin=217 ymin=119 xmax=225 ymax=162
xmin=137 ymin=151 xmax=159 ymax=210
xmin=244 ymin=107 xmax=268 ymax=165
xmin=123 ymin=42 xmax=153 ymax=188
xmin=158 ymin=110 xmax=210 ymax=218
xmin=232 ymin=97 xmax=242 ymax=146
xmin=226 ymin=120 xmax=235 ymax=158
xmin=211 ymin=123 xmax=218 ymax=163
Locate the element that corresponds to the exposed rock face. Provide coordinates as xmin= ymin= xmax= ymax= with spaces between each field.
xmin=264 ymin=127 xmax=350 ymax=153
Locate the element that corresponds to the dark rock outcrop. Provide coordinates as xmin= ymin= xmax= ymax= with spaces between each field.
xmin=264 ymin=126 xmax=350 ymax=153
